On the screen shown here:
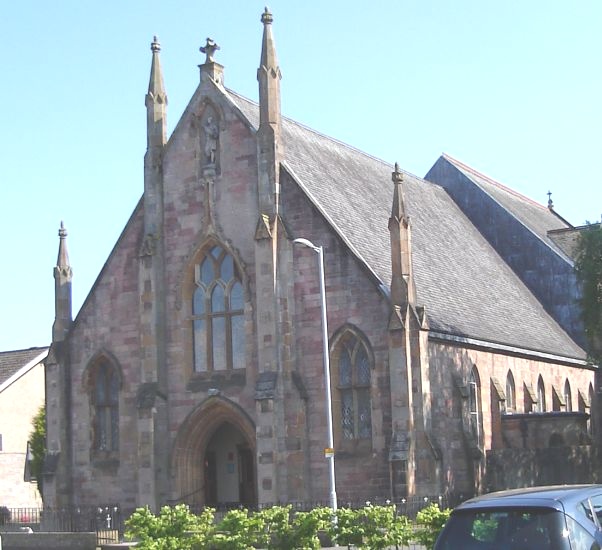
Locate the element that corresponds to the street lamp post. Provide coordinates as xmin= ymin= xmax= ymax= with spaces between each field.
xmin=293 ymin=238 xmax=338 ymax=513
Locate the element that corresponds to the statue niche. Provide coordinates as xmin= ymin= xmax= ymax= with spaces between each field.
xmin=200 ymin=107 xmax=220 ymax=172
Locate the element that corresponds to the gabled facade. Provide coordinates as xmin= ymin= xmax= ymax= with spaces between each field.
xmin=0 ymin=347 xmax=47 ymax=507
xmin=44 ymin=11 xmax=594 ymax=511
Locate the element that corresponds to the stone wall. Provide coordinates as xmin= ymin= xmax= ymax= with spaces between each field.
xmin=0 ymin=532 xmax=96 ymax=550
xmin=428 ymin=340 xmax=595 ymax=500
xmin=500 ymin=412 xmax=590 ymax=449
xmin=487 ymin=445 xmax=602 ymax=491
xmin=282 ymin=170 xmax=392 ymax=502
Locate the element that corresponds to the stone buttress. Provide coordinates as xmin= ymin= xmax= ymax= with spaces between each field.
xmin=387 ymin=165 xmax=439 ymax=496
xmin=137 ymin=36 xmax=169 ymax=509
xmin=45 ymin=222 xmax=74 ymax=507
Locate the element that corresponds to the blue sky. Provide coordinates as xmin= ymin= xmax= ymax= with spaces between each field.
xmin=2 ymin=1 xmax=601 ymax=350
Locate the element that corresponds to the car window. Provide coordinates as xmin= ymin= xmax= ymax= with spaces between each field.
xmin=591 ymin=495 xmax=602 ymax=526
xmin=565 ymin=515 xmax=601 ymax=550
xmin=578 ymin=495 xmax=602 ymax=528
xmin=435 ymin=508 xmax=571 ymax=550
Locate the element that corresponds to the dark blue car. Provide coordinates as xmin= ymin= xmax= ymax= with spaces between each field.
xmin=434 ymin=485 xmax=602 ymax=549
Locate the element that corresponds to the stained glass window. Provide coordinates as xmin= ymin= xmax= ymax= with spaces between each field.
xmin=193 ymin=245 xmax=245 ymax=372
xmin=93 ymin=361 xmax=119 ymax=452
xmin=336 ymin=332 xmax=372 ymax=440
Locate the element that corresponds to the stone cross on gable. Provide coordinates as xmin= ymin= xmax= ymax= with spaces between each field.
xmin=200 ymin=38 xmax=220 ymax=64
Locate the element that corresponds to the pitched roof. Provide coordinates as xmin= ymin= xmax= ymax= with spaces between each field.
xmin=0 ymin=347 xmax=48 ymax=388
xmin=439 ymin=153 xmax=572 ymax=258
xmin=227 ymin=90 xmax=585 ymax=360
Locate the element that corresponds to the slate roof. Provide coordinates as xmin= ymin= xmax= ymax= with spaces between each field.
xmin=439 ymin=153 xmax=572 ymax=258
xmin=0 ymin=347 xmax=48 ymax=387
xmin=227 ymin=90 xmax=585 ymax=360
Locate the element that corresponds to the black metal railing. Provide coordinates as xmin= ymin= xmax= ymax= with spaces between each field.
xmin=0 ymin=505 xmax=124 ymax=546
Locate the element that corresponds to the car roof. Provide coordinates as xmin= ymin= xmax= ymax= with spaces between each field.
xmin=454 ymin=485 xmax=602 ymax=512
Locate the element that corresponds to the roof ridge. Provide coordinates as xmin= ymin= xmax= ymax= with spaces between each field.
xmin=225 ymin=88 xmax=427 ymax=182
xmin=442 ymin=152 xmax=548 ymax=211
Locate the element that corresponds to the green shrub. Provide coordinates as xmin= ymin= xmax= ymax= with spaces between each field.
xmin=413 ymin=503 xmax=452 ymax=550
xmin=124 ymin=500 xmax=436 ymax=550
xmin=327 ymin=504 xmax=414 ymax=550
xmin=210 ymin=508 xmax=266 ymax=550
xmin=125 ymin=504 xmax=215 ymax=550
xmin=288 ymin=506 xmax=332 ymax=550
xmin=326 ymin=506 xmax=363 ymax=547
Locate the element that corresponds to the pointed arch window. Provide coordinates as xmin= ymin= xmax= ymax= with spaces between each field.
xmin=505 ymin=371 xmax=516 ymax=413
xmin=91 ymin=360 xmax=119 ymax=452
xmin=537 ymin=376 xmax=546 ymax=412
xmin=334 ymin=331 xmax=372 ymax=442
xmin=468 ymin=367 xmax=482 ymax=444
xmin=193 ymin=245 xmax=245 ymax=372
xmin=564 ymin=379 xmax=572 ymax=412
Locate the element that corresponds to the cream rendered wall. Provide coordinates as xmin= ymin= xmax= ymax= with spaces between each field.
xmin=0 ymin=361 xmax=45 ymax=507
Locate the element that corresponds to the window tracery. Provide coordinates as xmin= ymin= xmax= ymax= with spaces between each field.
xmin=334 ymin=330 xmax=372 ymax=442
xmin=193 ymin=245 xmax=245 ymax=372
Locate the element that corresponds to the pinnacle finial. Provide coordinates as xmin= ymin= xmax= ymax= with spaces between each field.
xmin=547 ymin=190 xmax=554 ymax=209
xmin=200 ymin=37 xmax=220 ymax=64
xmin=392 ymin=162 xmax=403 ymax=184
xmin=58 ymin=220 xmax=67 ymax=238
xmin=151 ymin=36 xmax=161 ymax=53
xmin=261 ymin=6 xmax=273 ymax=24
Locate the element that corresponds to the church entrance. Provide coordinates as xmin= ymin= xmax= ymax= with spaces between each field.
xmin=172 ymin=397 xmax=257 ymax=508
xmin=203 ymin=422 xmax=256 ymax=507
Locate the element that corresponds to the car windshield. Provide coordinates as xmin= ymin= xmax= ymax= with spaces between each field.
xmin=435 ymin=507 xmax=571 ymax=550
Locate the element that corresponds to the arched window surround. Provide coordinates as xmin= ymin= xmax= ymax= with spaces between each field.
xmin=468 ymin=367 xmax=482 ymax=445
xmin=537 ymin=376 xmax=546 ymax=413
xmin=83 ymin=352 xmax=122 ymax=460
xmin=564 ymin=379 xmax=572 ymax=412
xmin=329 ymin=325 xmax=373 ymax=452
xmin=505 ymin=371 xmax=516 ymax=413
xmin=191 ymin=242 xmax=246 ymax=373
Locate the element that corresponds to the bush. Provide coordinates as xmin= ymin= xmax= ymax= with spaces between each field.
xmin=210 ymin=508 xmax=266 ymax=550
xmin=413 ymin=503 xmax=452 ymax=550
xmin=125 ymin=504 xmax=215 ymax=550
xmin=125 ymin=500 xmax=444 ymax=549
xmin=326 ymin=504 xmax=413 ymax=550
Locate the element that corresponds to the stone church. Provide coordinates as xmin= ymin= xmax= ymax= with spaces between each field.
xmin=44 ymin=9 xmax=595 ymax=511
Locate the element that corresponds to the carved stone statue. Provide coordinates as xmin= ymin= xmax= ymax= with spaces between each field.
xmin=203 ymin=116 xmax=219 ymax=165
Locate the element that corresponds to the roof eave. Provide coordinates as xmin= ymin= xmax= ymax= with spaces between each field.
xmin=0 ymin=348 xmax=49 ymax=393
xmin=429 ymin=330 xmax=589 ymax=367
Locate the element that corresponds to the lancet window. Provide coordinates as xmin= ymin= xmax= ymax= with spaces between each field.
xmin=193 ymin=245 xmax=245 ymax=372
xmin=335 ymin=330 xmax=372 ymax=441
xmin=91 ymin=360 xmax=119 ymax=452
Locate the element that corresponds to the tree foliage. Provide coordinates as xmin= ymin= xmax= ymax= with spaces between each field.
xmin=575 ymin=223 xmax=602 ymax=363
xmin=28 ymin=404 xmax=46 ymax=496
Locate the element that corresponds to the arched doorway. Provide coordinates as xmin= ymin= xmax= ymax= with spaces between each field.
xmin=204 ymin=421 xmax=255 ymax=506
xmin=172 ymin=396 xmax=257 ymax=508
